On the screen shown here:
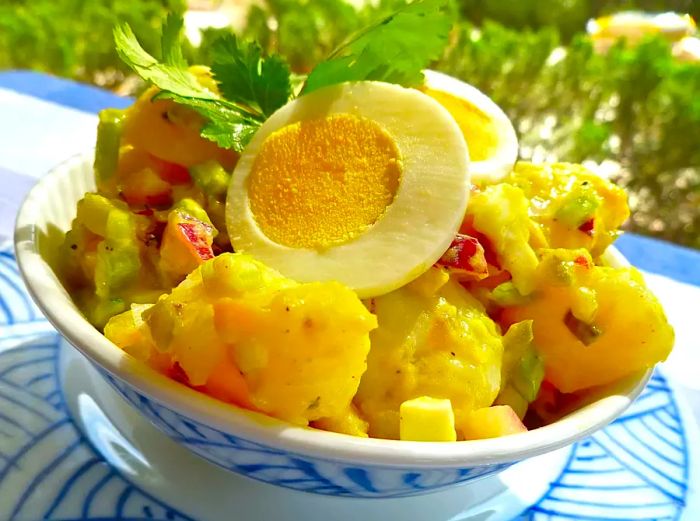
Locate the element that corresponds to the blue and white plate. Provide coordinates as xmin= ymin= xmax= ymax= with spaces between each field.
xmin=0 ymin=246 xmax=696 ymax=520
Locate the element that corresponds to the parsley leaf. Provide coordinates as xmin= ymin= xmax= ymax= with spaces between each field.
xmin=210 ymin=35 xmax=292 ymax=118
xmin=303 ymin=0 xmax=454 ymax=94
xmin=114 ymin=15 xmax=295 ymax=151
xmin=161 ymin=13 xmax=187 ymax=68
xmin=114 ymin=20 xmax=213 ymax=100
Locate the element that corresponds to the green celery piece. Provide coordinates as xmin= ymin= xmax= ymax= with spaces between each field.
xmin=92 ymin=297 xmax=128 ymax=331
xmin=172 ymin=198 xmax=217 ymax=235
xmin=143 ymin=299 xmax=175 ymax=351
xmin=500 ymin=320 xmax=544 ymax=406
xmin=511 ymin=348 xmax=545 ymax=403
xmin=93 ymin=208 xmax=141 ymax=299
xmin=94 ymin=109 xmax=126 ymax=193
xmin=189 ymin=160 xmax=231 ymax=197
xmin=76 ymin=193 xmax=117 ymax=237
xmin=501 ymin=320 xmax=534 ymax=377
xmin=554 ymin=186 xmax=601 ymax=228
xmin=491 ymin=281 xmax=530 ymax=307
xmin=495 ymin=385 xmax=529 ymax=420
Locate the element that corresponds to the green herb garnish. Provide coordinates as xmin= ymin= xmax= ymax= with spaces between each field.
xmin=114 ymin=1 xmax=453 ymax=152
xmin=303 ymin=0 xmax=454 ymax=94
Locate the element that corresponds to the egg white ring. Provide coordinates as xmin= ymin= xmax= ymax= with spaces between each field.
xmin=424 ymin=70 xmax=519 ymax=184
xmin=227 ymin=81 xmax=470 ymax=298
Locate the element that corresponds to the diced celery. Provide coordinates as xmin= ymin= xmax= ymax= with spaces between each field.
xmin=143 ymin=299 xmax=175 ymax=351
xmin=554 ymin=186 xmax=601 ymax=227
xmin=93 ymin=208 xmax=140 ymax=298
xmin=490 ymin=281 xmax=529 ymax=307
xmin=91 ymin=297 xmax=128 ymax=329
xmin=190 ymin=160 xmax=231 ymax=197
xmin=538 ymin=248 xmax=593 ymax=286
xmin=511 ymin=349 xmax=545 ymax=403
xmin=501 ymin=320 xmax=535 ymax=376
xmin=494 ymin=385 xmax=529 ymax=419
xmin=500 ymin=320 xmax=544 ymax=408
xmin=76 ymin=193 xmax=115 ymax=236
xmin=94 ymin=108 xmax=126 ymax=193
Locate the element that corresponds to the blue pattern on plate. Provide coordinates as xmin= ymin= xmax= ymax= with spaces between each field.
xmin=0 ymin=249 xmax=194 ymax=521
xmin=518 ymin=371 xmax=687 ymax=520
xmin=102 ymin=369 xmax=508 ymax=498
xmin=0 ymin=245 xmax=691 ymax=517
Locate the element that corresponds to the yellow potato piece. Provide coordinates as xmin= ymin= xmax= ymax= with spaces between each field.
xmin=356 ymin=272 xmax=503 ymax=439
xmin=120 ymin=253 xmax=377 ymax=426
xmin=504 ymin=257 xmax=674 ymax=392
xmin=467 ymin=184 xmax=539 ymax=295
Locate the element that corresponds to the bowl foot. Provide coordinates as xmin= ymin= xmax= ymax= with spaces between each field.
xmin=58 ymin=338 xmax=571 ymax=521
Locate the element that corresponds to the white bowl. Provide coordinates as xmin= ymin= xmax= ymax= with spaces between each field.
xmin=14 ymin=152 xmax=651 ymax=498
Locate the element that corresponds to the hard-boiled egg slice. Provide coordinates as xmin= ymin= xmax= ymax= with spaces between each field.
xmin=226 ymin=81 xmax=470 ymax=298
xmin=423 ymin=70 xmax=518 ymax=184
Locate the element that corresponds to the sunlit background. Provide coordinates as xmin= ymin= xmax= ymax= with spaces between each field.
xmin=1 ymin=0 xmax=698 ymax=249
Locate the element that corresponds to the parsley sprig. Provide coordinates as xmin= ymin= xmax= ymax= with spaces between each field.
xmin=115 ymin=1 xmax=453 ymax=152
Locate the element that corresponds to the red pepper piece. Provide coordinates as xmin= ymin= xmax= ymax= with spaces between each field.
xmin=578 ymin=218 xmax=595 ymax=236
xmin=438 ymin=233 xmax=489 ymax=280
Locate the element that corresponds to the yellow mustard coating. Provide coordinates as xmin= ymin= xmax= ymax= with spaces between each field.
xmin=106 ymin=253 xmax=378 ymax=426
xmin=355 ymin=271 xmax=503 ymax=440
xmin=248 ymin=114 xmax=402 ymax=249
xmin=503 ymin=249 xmax=674 ymax=392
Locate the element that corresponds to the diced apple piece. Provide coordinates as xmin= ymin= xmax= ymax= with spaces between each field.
xmin=149 ymin=155 xmax=192 ymax=185
xmin=159 ymin=210 xmax=215 ymax=283
xmin=459 ymin=405 xmax=527 ymax=440
xmin=437 ymin=233 xmax=488 ymax=281
xmin=399 ymin=397 xmax=457 ymax=442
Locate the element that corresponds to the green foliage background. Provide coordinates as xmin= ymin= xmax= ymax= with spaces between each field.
xmin=0 ymin=0 xmax=186 ymax=86
xmin=1 ymin=0 xmax=698 ymax=249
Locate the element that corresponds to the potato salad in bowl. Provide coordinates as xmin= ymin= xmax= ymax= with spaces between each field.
xmin=13 ymin=0 xmax=676 ymax=498
xmin=52 ymin=4 xmax=674 ymax=445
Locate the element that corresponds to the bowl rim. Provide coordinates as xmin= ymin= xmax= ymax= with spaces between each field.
xmin=14 ymin=151 xmax=652 ymax=469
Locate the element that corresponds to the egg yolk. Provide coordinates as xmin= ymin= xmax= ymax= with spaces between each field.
xmin=424 ymin=88 xmax=499 ymax=162
xmin=248 ymin=113 xmax=402 ymax=249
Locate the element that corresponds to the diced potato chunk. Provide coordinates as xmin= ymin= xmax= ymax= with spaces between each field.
xmin=356 ymin=271 xmax=503 ymax=439
xmin=107 ymin=253 xmax=377 ymax=427
xmin=503 ymin=251 xmax=674 ymax=392
xmin=399 ymin=397 xmax=457 ymax=442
